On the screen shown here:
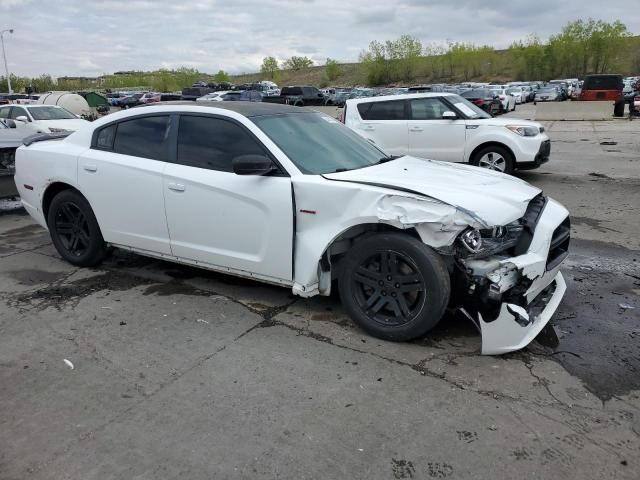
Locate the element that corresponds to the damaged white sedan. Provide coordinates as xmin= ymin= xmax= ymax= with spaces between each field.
xmin=14 ymin=103 xmax=570 ymax=354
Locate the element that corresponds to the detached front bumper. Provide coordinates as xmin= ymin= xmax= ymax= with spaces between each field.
xmin=458 ymin=197 xmax=570 ymax=355
xmin=477 ymin=271 xmax=565 ymax=354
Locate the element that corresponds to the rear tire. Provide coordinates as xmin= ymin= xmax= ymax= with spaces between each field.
xmin=613 ymin=100 xmax=625 ymax=118
xmin=471 ymin=145 xmax=515 ymax=174
xmin=47 ymin=190 xmax=107 ymax=267
xmin=338 ymin=233 xmax=450 ymax=342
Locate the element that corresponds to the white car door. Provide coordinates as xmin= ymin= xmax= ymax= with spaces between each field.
xmin=163 ymin=114 xmax=293 ymax=282
xmin=353 ymin=99 xmax=408 ymax=155
xmin=78 ymin=115 xmax=172 ymax=254
xmin=407 ymin=97 xmax=466 ymax=162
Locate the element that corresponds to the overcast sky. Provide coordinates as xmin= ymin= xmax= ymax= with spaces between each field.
xmin=1 ymin=0 xmax=638 ymax=78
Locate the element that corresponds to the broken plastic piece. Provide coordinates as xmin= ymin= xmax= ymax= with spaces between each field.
xmin=478 ymin=272 xmax=566 ymax=355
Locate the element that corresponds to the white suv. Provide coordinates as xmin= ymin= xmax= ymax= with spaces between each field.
xmin=344 ymin=93 xmax=550 ymax=174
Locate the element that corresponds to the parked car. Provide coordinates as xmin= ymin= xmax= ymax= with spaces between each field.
xmin=460 ymin=89 xmax=501 ymax=115
xmin=196 ymin=91 xmax=232 ymax=102
xmin=119 ymin=93 xmax=145 ymax=109
xmin=506 ymin=87 xmax=527 ymax=104
xmin=181 ymin=86 xmax=214 ymax=101
xmin=262 ymin=86 xmax=327 ymax=107
xmin=343 ymin=93 xmax=551 ymax=174
xmin=547 ymin=81 xmax=569 ymax=100
xmin=0 ymin=104 xmax=90 ymax=132
xmin=534 ymin=86 xmax=561 ymax=102
xmin=579 ymin=74 xmax=625 ymax=116
xmin=0 ymin=118 xmax=42 ymax=197
xmin=138 ymin=92 xmax=161 ymax=104
xmin=221 ymin=90 xmax=263 ymax=102
xmin=14 ymin=102 xmax=569 ymax=355
xmin=488 ymin=88 xmax=516 ymax=112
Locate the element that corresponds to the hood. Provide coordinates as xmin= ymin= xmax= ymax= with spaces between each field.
xmin=468 ymin=117 xmax=542 ymax=128
xmin=0 ymin=128 xmax=35 ymax=149
xmin=323 ymin=156 xmax=541 ymax=226
xmin=35 ymin=119 xmax=90 ymax=132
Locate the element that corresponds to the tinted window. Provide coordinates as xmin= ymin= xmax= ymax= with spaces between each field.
xmin=582 ymin=75 xmax=623 ymax=90
xmin=409 ymin=97 xmax=450 ymax=120
xmin=9 ymin=107 xmax=28 ymax=120
xmin=113 ymin=116 xmax=170 ymax=160
xmin=177 ymin=116 xmax=266 ymax=172
xmin=96 ymin=124 xmax=116 ymax=150
xmin=0 ymin=106 xmax=10 ymax=118
xmin=358 ymin=100 xmax=406 ymax=120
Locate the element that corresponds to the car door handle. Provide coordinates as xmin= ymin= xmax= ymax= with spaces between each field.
xmin=83 ymin=164 xmax=98 ymax=172
xmin=362 ymin=125 xmax=375 ymax=131
xmin=167 ymin=183 xmax=185 ymax=192
xmin=409 ymin=127 xmax=424 ymax=132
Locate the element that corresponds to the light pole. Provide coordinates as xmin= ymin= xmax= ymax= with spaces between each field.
xmin=1 ymin=29 xmax=14 ymax=94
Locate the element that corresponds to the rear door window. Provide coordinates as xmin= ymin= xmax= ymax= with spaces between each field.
xmin=112 ymin=115 xmax=170 ymax=161
xmin=358 ymin=100 xmax=407 ymax=120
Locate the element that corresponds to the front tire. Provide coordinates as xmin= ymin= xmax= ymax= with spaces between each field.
xmin=471 ymin=145 xmax=515 ymax=174
xmin=47 ymin=190 xmax=107 ymax=267
xmin=338 ymin=233 xmax=450 ymax=342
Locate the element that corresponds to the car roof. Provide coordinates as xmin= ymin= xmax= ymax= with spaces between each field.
xmin=144 ymin=101 xmax=308 ymax=117
xmin=346 ymin=92 xmax=456 ymax=104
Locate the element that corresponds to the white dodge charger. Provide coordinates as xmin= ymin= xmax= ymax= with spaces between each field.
xmin=14 ymin=103 xmax=570 ymax=354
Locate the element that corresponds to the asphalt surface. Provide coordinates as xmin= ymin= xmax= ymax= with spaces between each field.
xmin=0 ymin=103 xmax=638 ymax=480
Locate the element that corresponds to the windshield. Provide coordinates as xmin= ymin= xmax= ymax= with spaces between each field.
xmin=252 ymin=112 xmax=389 ymax=175
xmin=447 ymin=94 xmax=491 ymax=119
xmin=27 ymin=106 xmax=76 ymax=120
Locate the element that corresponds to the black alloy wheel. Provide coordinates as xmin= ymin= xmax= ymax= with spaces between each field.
xmin=47 ymin=189 xmax=108 ymax=267
xmin=351 ymin=250 xmax=426 ymax=327
xmin=54 ymin=202 xmax=91 ymax=257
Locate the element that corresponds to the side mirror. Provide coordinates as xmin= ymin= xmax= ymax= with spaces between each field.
xmin=15 ymin=115 xmax=29 ymax=123
xmin=442 ymin=111 xmax=457 ymax=120
xmin=5 ymin=119 xmax=17 ymax=128
xmin=232 ymin=154 xmax=275 ymax=176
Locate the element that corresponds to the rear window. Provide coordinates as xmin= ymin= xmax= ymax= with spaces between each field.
xmin=582 ymin=75 xmax=623 ymax=90
xmin=282 ymin=87 xmax=303 ymax=96
xmin=357 ymin=100 xmax=406 ymax=120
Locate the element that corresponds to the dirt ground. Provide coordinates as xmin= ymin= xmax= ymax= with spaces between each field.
xmin=0 ymin=103 xmax=638 ymax=480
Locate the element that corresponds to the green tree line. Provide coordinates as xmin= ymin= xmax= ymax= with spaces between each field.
xmin=1 ymin=18 xmax=637 ymax=93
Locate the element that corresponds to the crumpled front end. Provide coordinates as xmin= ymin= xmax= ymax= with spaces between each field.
xmin=454 ymin=196 xmax=570 ymax=355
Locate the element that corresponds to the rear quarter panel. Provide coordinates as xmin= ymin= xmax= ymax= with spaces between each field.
xmin=14 ymin=140 xmax=87 ymax=227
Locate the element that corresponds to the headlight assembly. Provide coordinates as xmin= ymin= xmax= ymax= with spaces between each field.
xmin=457 ymin=222 xmax=523 ymax=258
xmin=459 ymin=228 xmax=483 ymax=253
xmin=505 ymin=125 xmax=539 ymax=137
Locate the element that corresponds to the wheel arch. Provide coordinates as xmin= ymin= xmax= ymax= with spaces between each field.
xmin=41 ymin=182 xmax=101 ymax=233
xmin=468 ymin=141 xmax=516 ymax=165
xmin=315 ymin=223 xmax=421 ymax=296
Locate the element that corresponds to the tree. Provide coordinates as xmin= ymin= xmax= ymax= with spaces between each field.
xmin=359 ymin=40 xmax=390 ymax=86
xmin=213 ymin=69 xmax=231 ymax=83
xmin=385 ymin=35 xmax=423 ymax=81
xmin=260 ymin=56 xmax=280 ymax=80
xmin=325 ymin=58 xmax=341 ymax=81
xmin=282 ymin=56 xmax=314 ymax=71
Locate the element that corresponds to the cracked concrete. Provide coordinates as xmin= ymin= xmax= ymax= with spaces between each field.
xmin=0 ymin=108 xmax=639 ymax=479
